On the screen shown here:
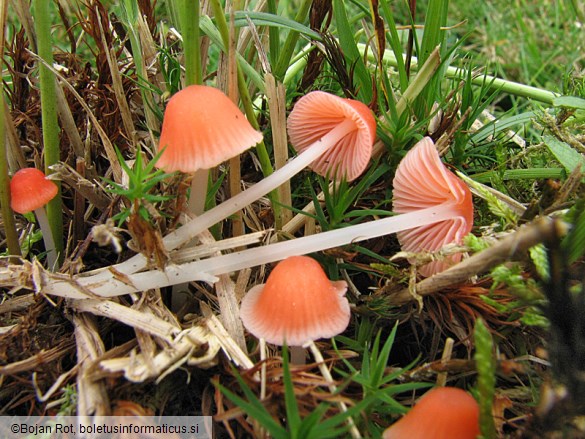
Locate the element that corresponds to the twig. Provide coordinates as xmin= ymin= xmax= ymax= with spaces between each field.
xmin=385 ymin=217 xmax=566 ymax=306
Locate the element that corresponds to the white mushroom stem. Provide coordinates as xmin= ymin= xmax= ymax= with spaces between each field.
xmin=34 ymin=207 xmax=58 ymax=270
xmin=80 ymin=118 xmax=358 ymax=283
xmin=186 ymin=169 xmax=209 ymax=216
xmin=41 ymin=200 xmax=463 ymax=298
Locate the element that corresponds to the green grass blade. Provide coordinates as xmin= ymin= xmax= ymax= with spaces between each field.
xmin=474 ymin=318 xmax=497 ymax=439
xmin=543 ymin=135 xmax=585 ymax=174
xmin=216 ymin=368 xmax=287 ymax=438
xmin=266 ymin=0 xmax=280 ymax=65
xmin=178 ymin=0 xmax=202 ymax=85
xmin=282 ymin=345 xmax=302 ymax=437
xmin=33 ymin=0 xmax=63 ymax=265
xmin=234 ymin=10 xmax=320 ymax=42
xmin=333 ymin=0 xmax=372 ymax=102
xmin=379 ymin=0 xmax=408 ymax=92
xmin=273 ymin=0 xmax=312 ymax=79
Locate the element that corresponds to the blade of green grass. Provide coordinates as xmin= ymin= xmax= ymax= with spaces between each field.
xmin=33 ymin=0 xmax=63 ymax=266
xmin=178 ymin=0 xmax=202 ymax=85
xmin=273 ymin=0 xmax=312 ymax=79
xmin=543 ymin=135 xmax=585 ymax=174
xmin=333 ymin=0 xmax=372 ymax=102
xmin=474 ymin=318 xmax=497 ymax=439
xmin=0 ymin=0 xmax=21 ymax=261
xmin=471 ymin=168 xmax=566 ymax=183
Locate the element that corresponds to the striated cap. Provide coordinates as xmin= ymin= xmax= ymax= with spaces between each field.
xmin=10 ymin=168 xmax=58 ymax=214
xmin=156 ymin=85 xmax=263 ymax=173
xmin=287 ymin=91 xmax=376 ymax=182
xmin=239 ymin=256 xmax=351 ymax=346
xmin=383 ymin=387 xmax=480 ymax=439
xmin=392 ymin=137 xmax=473 ymax=276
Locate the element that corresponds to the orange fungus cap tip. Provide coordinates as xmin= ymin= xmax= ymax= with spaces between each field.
xmin=10 ymin=168 xmax=58 ymax=214
xmin=155 ymin=85 xmax=263 ymax=173
xmin=392 ymin=137 xmax=474 ymax=276
xmin=287 ymin=91 xmax=377 ymax=182
xmin=383 ymin=387 xmax=480 ymax=439
xmin=239 ymin=255 xmax=351 ymax=346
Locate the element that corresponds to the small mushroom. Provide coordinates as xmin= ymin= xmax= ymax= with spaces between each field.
xmin=10 ymin=168 xmax=59 ymax=269
xmin=156 ymin=85 xmax=263 ymax=174
xmin=392 ymin=137 xmax=473 ymax=276
xmin=239 ymin=255 xmax=350 ymax=346
xmin=383 ymin=387 xmax=480 ymax=439
xmin=156 ymin=84 xmax=263 ymax=215
xmin=240 ymin=255 xmax=360 ymax=438
xmin=287 ymin=91 xmax=377 ymax=181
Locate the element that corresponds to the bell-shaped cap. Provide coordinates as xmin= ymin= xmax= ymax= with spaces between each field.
xmin=239 ymin=255 xmax=351 ymax=346
xmin=156 ymin=85 xmax=263 ymax=173
xmin=392 ymin=137 xmax=473 ymax=276
xmin=10 ymin=168 xmax=58 ymax=214
xmin=383 ymin=387 xmax=480 ymax=439
xmin=287 ymin=91 xmax=376 ymax=182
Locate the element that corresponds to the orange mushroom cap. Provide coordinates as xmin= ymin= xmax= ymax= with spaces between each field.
xmin=383 ymin=387 xmax=480 ymax=439
xmin=287 ymin=91 xmax=376 ymax=182
xmin=392 ymin=137 xmax=473 ymax=276
xmin=155 ymin=85 xmax=263 ymax=173
xmin=239 ymin=255 xmax=351 ymax=346
xmin=10 ymin=168 xmax=58 ymax=214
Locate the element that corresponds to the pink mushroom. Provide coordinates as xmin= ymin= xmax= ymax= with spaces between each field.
xmin=393 ymin=137 xmax=473 ymax=276
xmin=156 ymin=85 xmax=263 ymax=174
xmin=287 ymin=91 xmax=377 ymax=182
xmin=10 ymin=168 xmax=59 ymax=268
xmin=155 ymin=84 xmax=263 ymax=216
xmin=239 ymin=255 xmax=350 ymax=346
xmin=383 ymin=387 xmax=480 ymax=439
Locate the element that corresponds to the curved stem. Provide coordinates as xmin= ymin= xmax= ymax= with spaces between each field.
xmin=45 ymin=200 xmax=459 ymax=298
xmin=84 ymin=118 xmax=358 ymax=281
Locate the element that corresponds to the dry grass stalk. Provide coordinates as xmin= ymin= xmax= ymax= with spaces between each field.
xmin=265 ymin=73 xmax=293 ymax=230
xmin=197 ymin=227 xmax=247 ymax=352
xmin=51 ymin=161 xmax=111 ymax=210
xmin=73 ymin=312 xmax=110 ymax=416
xmin=122 ymin=5 xmax=159 ymax=138
xmin=226 ymin=6 xmax=245 ymax=239
xmin=3 ymin=100 xmax=26 ymax=171
xmin=170 ymin=230 xmax=267 ymax=264
xmin=70 ymin=298 xmax=179 ymax=340
xmin=54 ymin=82 xmax=85 ymax=158
xmin=99 ymin=324 xmax=221 ymax=382
xmin=436 ymin=337 xmax=455 ymax=387
xmin=200 ymin=301 xmax=254 ymax=369
xmin=96 ymin=12 xmax=137 ymax=148
xmin=0 ymin=338 xmax=75 ymax=375
xmin=0 ymin=292 xmax=35 ymax=313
